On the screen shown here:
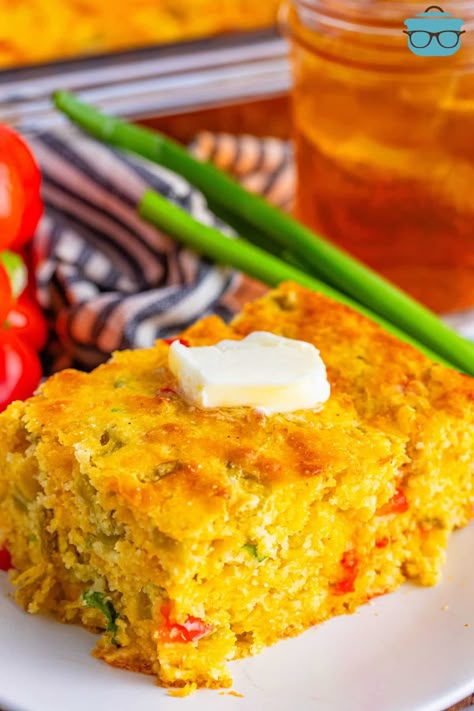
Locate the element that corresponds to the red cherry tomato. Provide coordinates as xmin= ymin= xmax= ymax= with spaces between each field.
xmin=13 ymin=195 xmax=43 ymax=249
xmin=0 ymin=262 xmax=13 ymax=326
xmin=0 ymin=126 xmax=41 ymax=193
xmin=6 ymin=294 xmax=47 ymax=351
xmin=0 ymin=126 xmax=42 ymax=248
xmin=0 ymin=161 xmax=25 ymax=251
xmin=0 ymin=330 xmax=42 ymax=411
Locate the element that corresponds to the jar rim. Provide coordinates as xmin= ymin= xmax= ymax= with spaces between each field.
xmin=293 ymin=0 xmax=474 ymax=35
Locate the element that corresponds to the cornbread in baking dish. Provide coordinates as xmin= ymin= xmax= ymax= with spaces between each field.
xmin=0 ymin=0 xmax=280 ymax=68
xmin=1 ymin=282 xmax=473 ymax=690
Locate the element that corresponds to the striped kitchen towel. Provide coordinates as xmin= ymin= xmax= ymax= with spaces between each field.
xmin=31 ymin=127 xmax=287 ymax=372
xmin=191 ymin=131 xmax=295 ymax=211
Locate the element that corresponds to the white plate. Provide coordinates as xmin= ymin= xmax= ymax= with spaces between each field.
xmin=1 ymin=523 xmax=474 ymax=711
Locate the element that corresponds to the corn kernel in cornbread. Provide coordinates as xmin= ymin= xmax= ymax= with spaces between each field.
xmin=0 ymin=282 xmax=473 ymax=689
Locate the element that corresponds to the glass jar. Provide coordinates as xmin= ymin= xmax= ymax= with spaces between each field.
xmin=284 ymin=0 xmax=474 ymax=313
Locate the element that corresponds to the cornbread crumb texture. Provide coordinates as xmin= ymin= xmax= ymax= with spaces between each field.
xmin=0 ymin=281 xmax=473 ymax=689
xmin=220 ymin=690 xmax=244 ymax=698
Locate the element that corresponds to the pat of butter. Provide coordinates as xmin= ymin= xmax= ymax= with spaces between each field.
xmin=168 ymin=331 xmax=330 ymax=415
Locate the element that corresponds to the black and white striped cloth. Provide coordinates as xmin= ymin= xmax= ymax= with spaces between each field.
xmin=31 ymin=126 xmax=243 ymax=372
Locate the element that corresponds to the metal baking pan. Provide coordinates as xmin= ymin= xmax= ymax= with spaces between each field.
xmin=0 ymin=29 xmax=290 ymax=134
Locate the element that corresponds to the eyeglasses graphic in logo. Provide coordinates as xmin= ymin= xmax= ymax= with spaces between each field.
xmin=404 ymin=6 xmax=465 ymax=56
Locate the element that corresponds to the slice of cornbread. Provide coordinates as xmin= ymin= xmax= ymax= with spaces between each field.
xmin=1 ymin=282 xmax=473 ymax=689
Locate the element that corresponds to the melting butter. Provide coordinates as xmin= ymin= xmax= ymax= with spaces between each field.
xmin=168 ymin=331 xmax=330 ymax=415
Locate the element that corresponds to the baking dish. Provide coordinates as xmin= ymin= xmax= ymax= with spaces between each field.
xmin=0 ymin=30 xmax=290 ymax=135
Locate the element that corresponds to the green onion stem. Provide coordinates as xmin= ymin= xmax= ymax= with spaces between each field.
xmin=54 ymin=91 xmax=474 ymax=375
xmin=205 ymin=198 xmax=304 ymax=269
xmin=139 ymin=189 xmax=452 ymax=368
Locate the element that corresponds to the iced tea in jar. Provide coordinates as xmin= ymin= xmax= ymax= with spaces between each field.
xmin=285 ymin=1 xmax=474 ymax=313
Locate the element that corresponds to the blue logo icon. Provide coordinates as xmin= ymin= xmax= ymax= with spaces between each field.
xmin=404 ymin=5 xmax=465 ymax=56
